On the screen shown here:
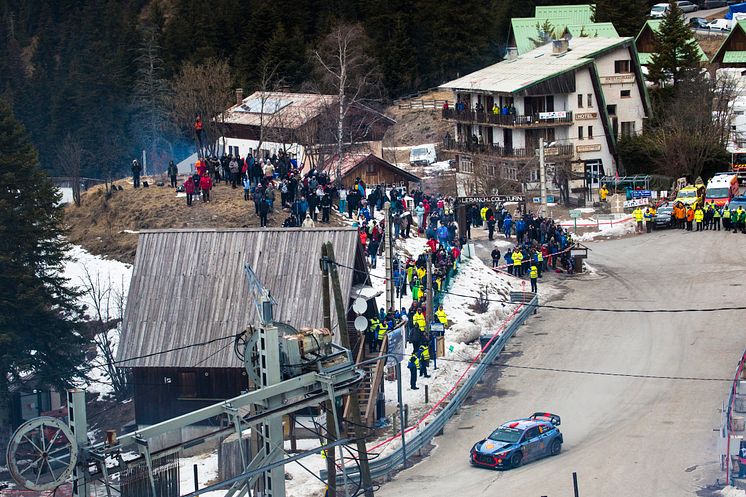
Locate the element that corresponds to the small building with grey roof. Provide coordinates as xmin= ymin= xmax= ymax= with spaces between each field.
xmin=116 ymin=227 xmax=373 ymax=427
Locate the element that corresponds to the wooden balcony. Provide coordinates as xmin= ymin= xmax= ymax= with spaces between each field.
xmin=442 ymin=108 xmax=573 ymax=128
xmin=443 ymin=140 xmax=574 ymax=159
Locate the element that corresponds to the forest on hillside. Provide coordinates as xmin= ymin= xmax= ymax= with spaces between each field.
xmin=0 ymin=0 xmax=651 ymax=178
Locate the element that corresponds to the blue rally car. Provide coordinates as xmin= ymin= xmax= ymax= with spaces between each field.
xmin=470 ymin=412 xmax=563 ymax=469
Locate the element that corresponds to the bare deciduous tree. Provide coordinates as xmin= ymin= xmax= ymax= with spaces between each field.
xmin=58 ymin=134 xmax=83 ymax=206
xmin=312 ymin=23 xmax=381 ymax=177
xmin=645 ymin=74 xmax=737 ymax=179
xmin=171 ymin=58 xmax=233 ymax=158
xmin=79 ymin=265 xmax=130 ymax=399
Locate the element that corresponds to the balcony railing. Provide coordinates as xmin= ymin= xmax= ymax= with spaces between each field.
xmin=442 ymin=108 xmax=573 ymax=127
xmin=443 ymin=140 xmax=574 ymax=159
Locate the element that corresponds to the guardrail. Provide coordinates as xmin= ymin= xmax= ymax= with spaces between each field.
xmin=322 ymin=293 xmax=538 ymax=484
xmin=723 ymin=349 xmax=746 ymax=484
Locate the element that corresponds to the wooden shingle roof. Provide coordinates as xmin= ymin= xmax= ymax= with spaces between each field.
xmin=117 ymin=228 xmax=365 ymax=368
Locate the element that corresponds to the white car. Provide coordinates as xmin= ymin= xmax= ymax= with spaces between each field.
xmin=676 ymin=1 xmax=699 ymax=13
xmin=650 ymin=3 xmax=670 ymax=18
xmin=708 ymin=19 xmax=732 ymax=31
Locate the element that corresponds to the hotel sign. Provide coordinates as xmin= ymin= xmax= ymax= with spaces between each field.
xmin=576 ymin=144 xmax=602 ymax=153
xmin=575 ymin=112 xmax=597 ymax=121
xmin=601 ymin=74 xmax=635 ymax=84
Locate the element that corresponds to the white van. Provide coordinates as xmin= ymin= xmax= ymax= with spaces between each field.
xmin=650 ymin=3 xmax=670 ymax=18
xmin=410 ymin=144 xmax=438 ymax=166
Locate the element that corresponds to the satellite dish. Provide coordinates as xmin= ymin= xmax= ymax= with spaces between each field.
xmin=352 ymin=298 xmax=367 ymax=315
xmin=354 ymin=316 xmax=369 ymax=332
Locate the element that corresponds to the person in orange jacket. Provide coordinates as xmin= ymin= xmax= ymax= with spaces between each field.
xmin=685 ymin=205 xmax=694 ymax=231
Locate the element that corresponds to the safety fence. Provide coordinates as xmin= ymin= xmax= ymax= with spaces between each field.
xmin=322 ymin=292 xmax=538 ymax=484
xmin=722 ymin=348 xmax=746 ymax=484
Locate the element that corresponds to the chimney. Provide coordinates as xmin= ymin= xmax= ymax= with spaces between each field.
xmin=506 ymin=47 xmax=519 ymax=61
xmin=235 ymin=88 xmax=244 ymax=106
xmin=552 ymin=39 xmax=569 ymax=55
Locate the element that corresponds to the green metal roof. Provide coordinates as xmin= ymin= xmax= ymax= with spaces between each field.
xmin=712 ymin=21 xmax=746 ymax=64
xmin=534 ymin=4 xmax=595 ymax=25
xmin=723 ymin=51 xmax=746 ymax=64
xmin=510 ymin=16 xmax=572 ymax=55
xmin=566 ymin=22 xmax=619 ymax=39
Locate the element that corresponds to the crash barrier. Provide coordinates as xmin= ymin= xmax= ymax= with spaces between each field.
xmin=722 ymin=348 xmax=746 ymax=484
xmin=558 ymin=215 xmax=633 ymax=228
xmin=321 ymin=293 xmax=539 ymax=484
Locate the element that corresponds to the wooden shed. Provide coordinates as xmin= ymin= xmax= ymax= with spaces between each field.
xmin=116 ymin=227 xmax=371 ymax=425
xmin=330 ymin=153 xmax=421 ymax=190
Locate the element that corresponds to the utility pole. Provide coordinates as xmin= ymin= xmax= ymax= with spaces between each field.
xmin=384 ymin=201 xmax=395 ymax=312
xmin=539 ymin=138 xmax=546 ymax=215
xmin=324 ymin=242 xmax=375 ymax=497
xmin=68 ymin=389 xmax=88 ymax=497
xmin=425 ymin=252 xmax=433 ymax=339
xmin=320 ymin=253 xmax=337 ymax=497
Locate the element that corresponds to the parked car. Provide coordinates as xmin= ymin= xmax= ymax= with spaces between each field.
xmin=409 ymin=144 xmax=438 ymax=166
xmin=702 ymin=0 xmax=727 ymax=8
xmin=677 ymin=1 xmax=699 ymax=12
xmin=708 ymin=18 xmax=732 ymax=31
xmin=690 ymin=17 xmax=710 ymax=29
xmin=728 ymin=195 xmax=746 ymax=211
xmin=470 ymin=413 xmax=563 ymax=469
xmin=650 ymin=3 xmax=670 ymax=17
xmin=654 ymin=205 xmax=675 ymax=229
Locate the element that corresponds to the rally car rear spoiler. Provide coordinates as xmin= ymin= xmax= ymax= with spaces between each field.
xmin=530 ymin=412 xmax=561 ymax=426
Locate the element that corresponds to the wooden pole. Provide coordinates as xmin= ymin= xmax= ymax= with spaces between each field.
xmin=324 ymin=242 xmax=375 ymax=497
xmin=320 ymin=246 xmax=336 ymax=497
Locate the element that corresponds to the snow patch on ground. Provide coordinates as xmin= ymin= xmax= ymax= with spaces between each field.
xmin=575 ymin=219 xmax=636 ymax=242
xmin=62 ymin=244 xmax=133 ymax=397
xmin=718 ymin=487 xmax=746 ymax=497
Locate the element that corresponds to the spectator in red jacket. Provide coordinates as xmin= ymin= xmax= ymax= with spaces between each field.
xmin=184 ymin=177 xmax=195 ymax=206
xmin=196 ymin=158 xmax=207 ymax=177
xmin=199 ymin=174 xmax=212 ymax=202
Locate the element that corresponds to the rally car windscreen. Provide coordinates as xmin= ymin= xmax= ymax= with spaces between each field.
xmin=488 ymin=428 xmax=522 ymax=443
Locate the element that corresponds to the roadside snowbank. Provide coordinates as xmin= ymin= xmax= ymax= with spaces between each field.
xmin=719 ymin=487 xmax=746 ymax=497
xmin=575 ymin=218 xmax=635 ymax=242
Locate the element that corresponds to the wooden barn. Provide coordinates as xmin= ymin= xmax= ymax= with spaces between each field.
xmin=116 ymin=228 xmax=373 ymax=431
xmin=635 ymin=20 xmax=708 ymax=67
xmin=329 ymin=153 xmax=421 ymax=190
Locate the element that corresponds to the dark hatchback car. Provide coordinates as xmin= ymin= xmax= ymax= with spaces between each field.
xmin=654 ymin=205 xmax=675 ymax=228
xmin=689 ymin=17 xmax=710 ymax=29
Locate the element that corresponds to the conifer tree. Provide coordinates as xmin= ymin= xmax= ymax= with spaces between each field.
xmin=0 ymin=100 xmax=86 ymax=428
xmin=647 ymin=2 xmax=703 ymax=87
xmin=593 ymin=0 xmax=649 ymax=37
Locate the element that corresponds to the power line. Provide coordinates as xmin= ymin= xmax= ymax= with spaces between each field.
xmin=331 ymin=260 xmax=746 ymax=314
xmin=423 ymin=355 xmax=733 ymax=382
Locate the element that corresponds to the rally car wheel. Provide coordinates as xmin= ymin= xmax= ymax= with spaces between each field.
xmin=550 ymin=439 xmax=562 ymax=456
xmin=510 ymin=452 xmax=523 ymax=468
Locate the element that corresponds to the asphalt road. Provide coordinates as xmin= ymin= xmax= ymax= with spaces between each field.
xmin=377 ymin=229 xmax=746 ymax=497
xmin=686 ymin=7 xmax=728 ymax=20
